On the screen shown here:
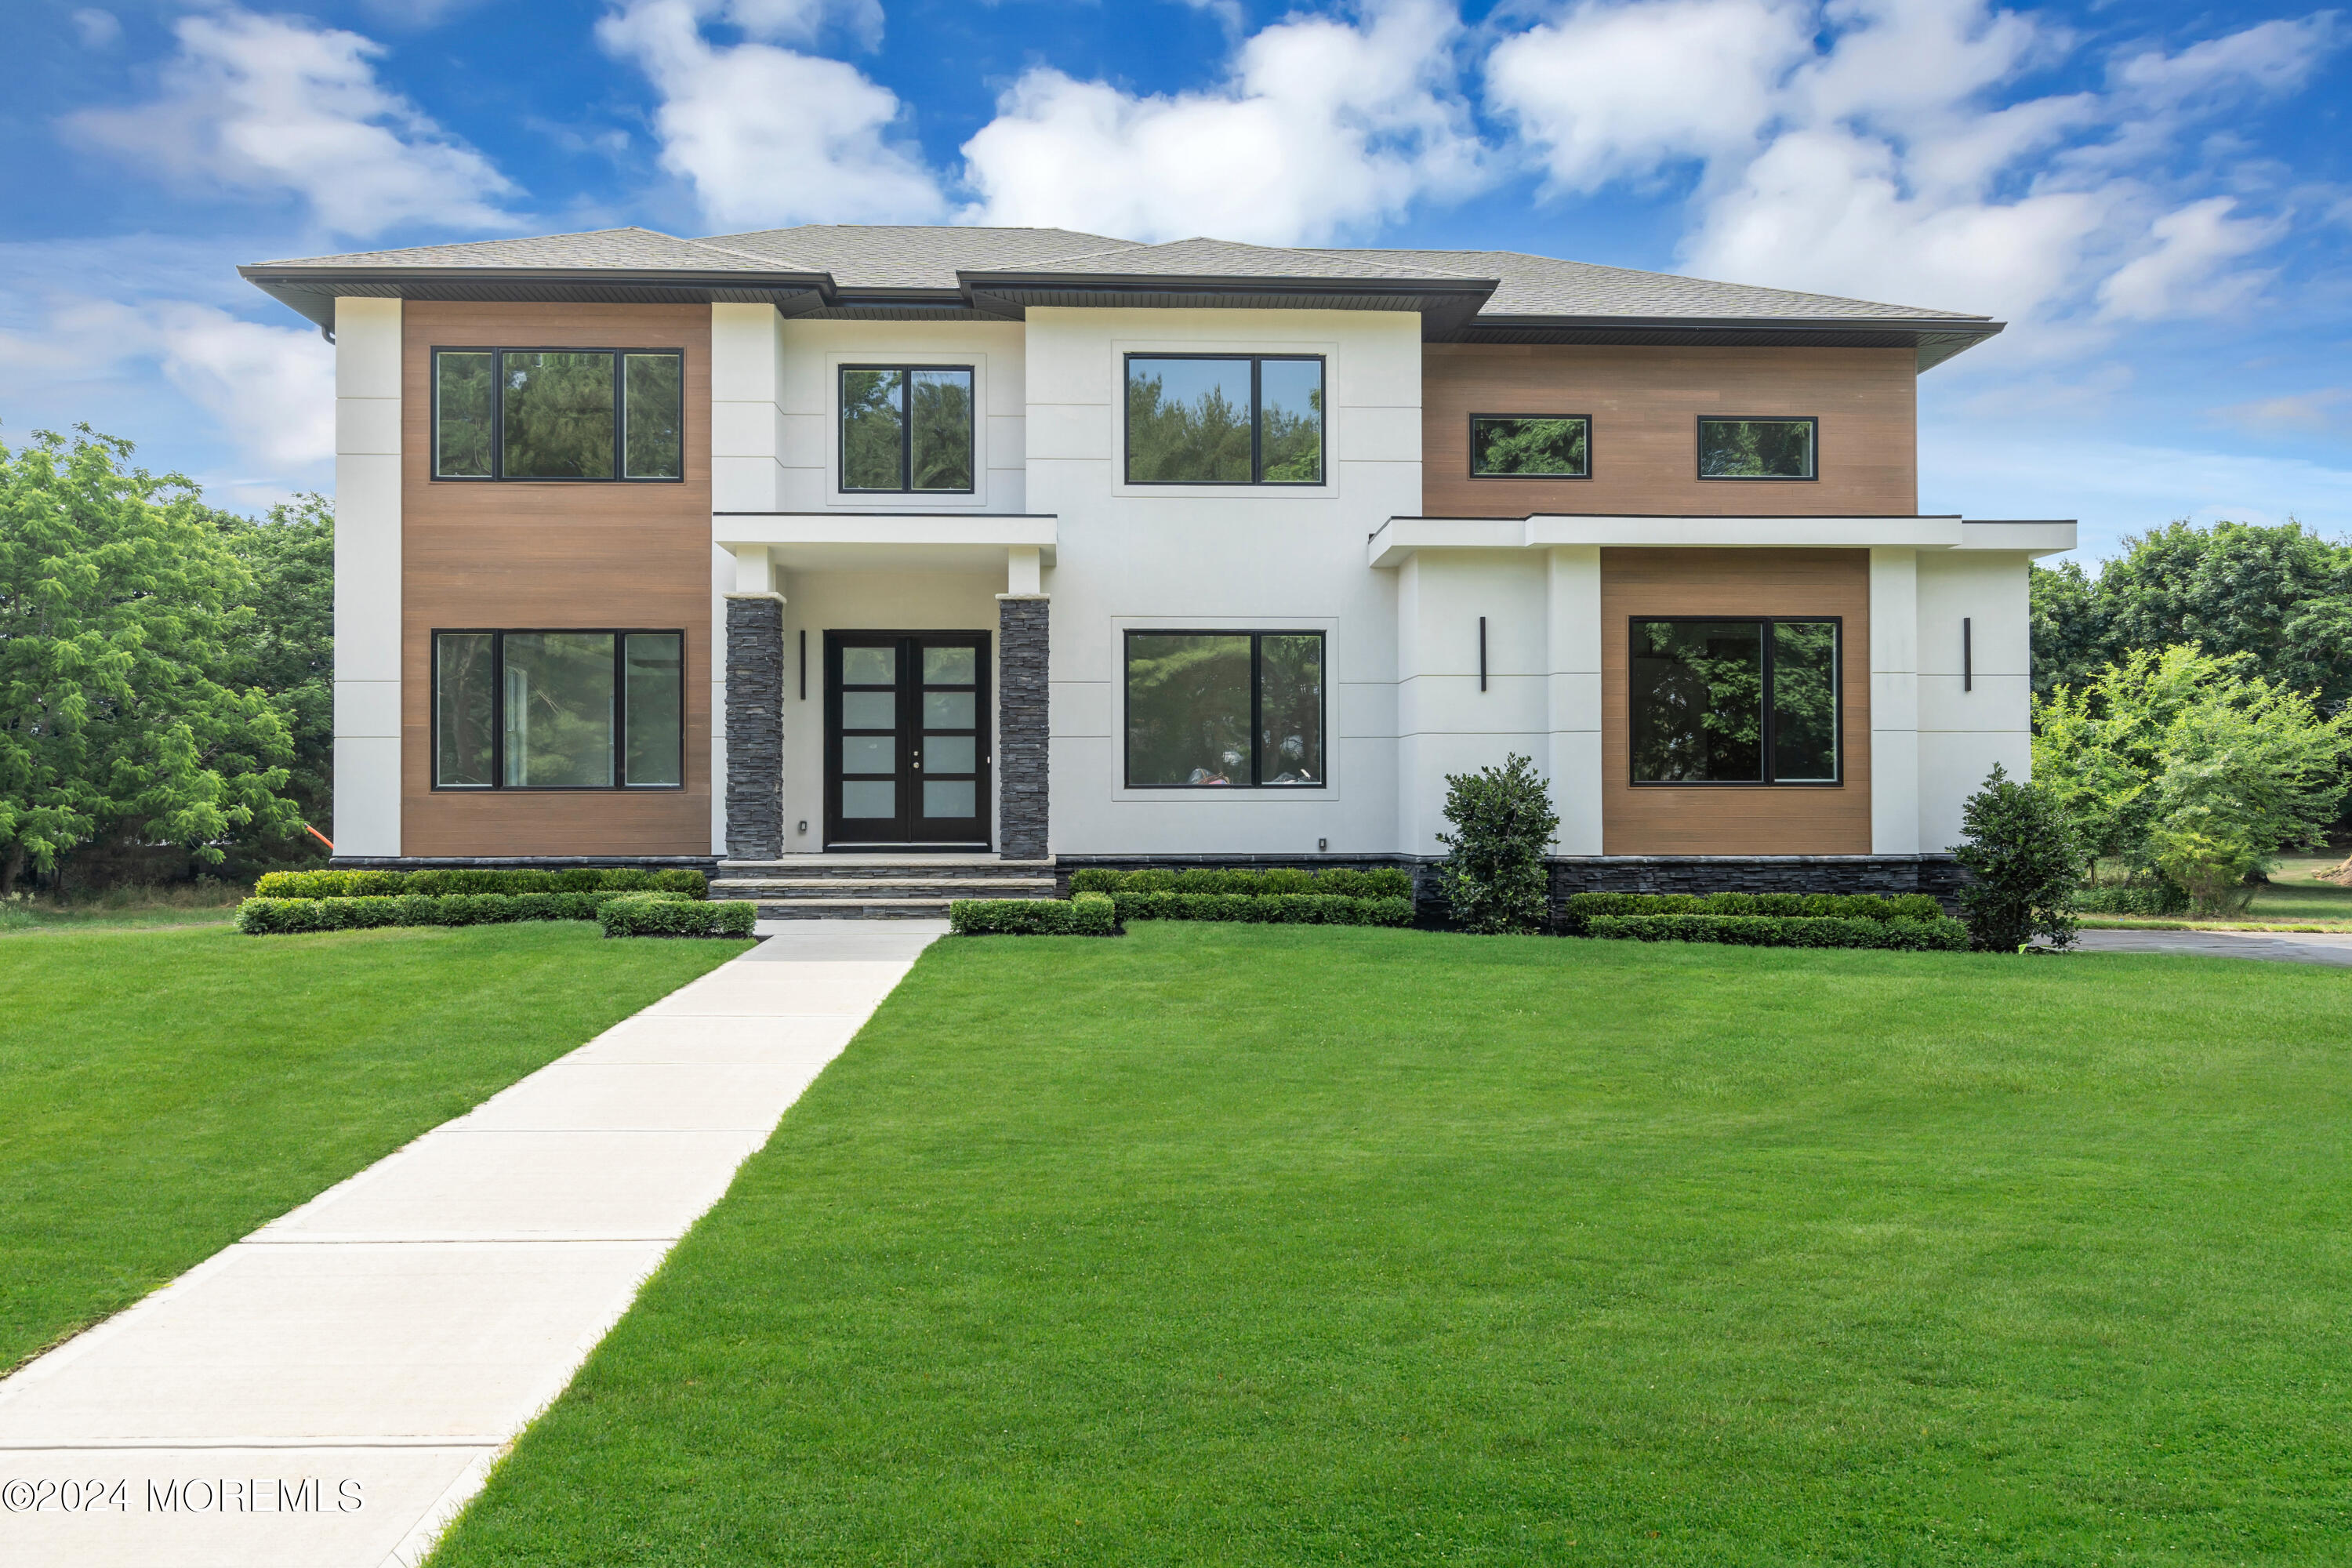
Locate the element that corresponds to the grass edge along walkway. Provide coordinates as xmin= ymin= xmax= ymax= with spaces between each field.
xmin=0 ymin=921 xmax=746 ymax=1375
xmin=430 ymin=924 xmax=2352 ymax=1567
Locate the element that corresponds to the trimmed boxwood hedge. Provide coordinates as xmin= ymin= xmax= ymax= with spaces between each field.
xmin=1584 ymin=913 xmax=1970 ymax=950
xmin=950 ymin=891 xmax=1119 ymax=936
xmin=1563 ymin=891 xmax=1943 ymax=931
xmin=252 ymin=867 xmax=707 ymax=900
xmin=234 ymin=889 xmax=694 ymax=935
xmin=596 ymin=895 xmax=757 ymax=938
xmin=1109 ymin=891 xmax=1413 ymax=926
xmin=2074 ymin=884 xmax=2189 ymax=916
xmin=1068 ymin=866 xmax=1412 ymax=898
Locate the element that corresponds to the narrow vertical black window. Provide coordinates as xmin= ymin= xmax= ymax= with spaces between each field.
xmin=431 ymin=630 xmax=685 ymax=789
xmin=839 ymin=365 xmax=974 ymax=493
xmin=1123 ymin=630 xmax=1325 ymax=787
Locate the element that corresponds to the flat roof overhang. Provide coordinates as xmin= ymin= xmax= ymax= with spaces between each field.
xmin=715 ymin=511 xmax=1056 ymax=574
xmin=237 ymin=264 xmax=836 ymax=333
xmin=1368 ymin=514 xmax=2075 ymax=567
xmin=1446 ymin=315 xmax=2004 ymax=371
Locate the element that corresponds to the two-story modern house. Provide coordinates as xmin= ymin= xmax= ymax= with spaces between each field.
xmin=239 ymin=224 xmax=2072 ymax=909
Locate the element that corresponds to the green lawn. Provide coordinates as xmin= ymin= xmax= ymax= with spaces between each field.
xmin=429 ymin=924 xmax=2352 ymax=1566
xmin=0 ymin=922 xmax=744 ymax=1374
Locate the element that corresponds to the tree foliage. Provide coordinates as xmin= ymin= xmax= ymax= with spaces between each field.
xmin=0 ymin=427 xmax=301 ymax=889
xmin=2032 ymin=644 xmax=2352 ymax=913
xmin=2031 ymin=520 xmax=2352 ymax=706
xmin=1951 ymin=764 xmax=2085 ymax=951
xmin=216 ymin=494 xmax=333 ymax=829
xmin=1435 ymin=753 xmax=1559 ymax=934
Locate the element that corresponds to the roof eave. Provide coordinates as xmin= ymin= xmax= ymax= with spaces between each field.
xmin=236 ymin=263 xmax=838 ymax=332
xmin=1450 ymin=313 xmax=2004 ymax=371
xmin=958 ymin=270 xmax=1499 ymax=332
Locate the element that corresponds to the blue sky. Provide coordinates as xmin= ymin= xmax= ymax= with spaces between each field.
xmin=2 ymin=0 xmax=2347 ymax=561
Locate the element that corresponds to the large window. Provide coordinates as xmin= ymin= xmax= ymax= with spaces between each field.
xmin=840 ymin=365 xmax=974 ymax=492
xmin=1125 ymin=355 xmax=1323 ymax=485
xmin=1697 ymin=416 xmax=1817 ymax=480
xmin=433 ymin=349 xmax=684 ymax=481
xmin=433 ymin=630 xmax=684 ymax=789
xmin=1471 ymin=414 xmax=1590 ymax=477
xmin=1629 ymin=618 xmax=1839 ymax=784
xmin=1124 ymin=630 xmax=1324 ymax=788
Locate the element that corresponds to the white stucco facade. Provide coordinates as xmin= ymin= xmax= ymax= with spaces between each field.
xmin=322 ymin=285 xmax=2070 ymax=866
xmin=695 ymin=302 xmax=2069 ymax=862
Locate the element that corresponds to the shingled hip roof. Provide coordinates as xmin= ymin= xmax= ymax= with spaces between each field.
xmin=238 ymin=223 xmax=2001 ymax=367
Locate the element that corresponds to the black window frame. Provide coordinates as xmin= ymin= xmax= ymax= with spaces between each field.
xmin=429 ymin=347 xmax=687 ymax=484
xmin=837 ymin=363 xmax=977 ymax=495
xmin=1121 ymin=628 xmax=1327 ymax=789
xmin=1468 ymin=412 xmax=1593 ymax=480
xmin=1122 ymin=353 xmax=1327 ymax=487
xmin=1627 ymin=615 xmax=1843 ymax=787
xmin=1695 ymin=415 xmax=1819 ymax=481
xmin=430 ymin=627 xmax=688 ymax=791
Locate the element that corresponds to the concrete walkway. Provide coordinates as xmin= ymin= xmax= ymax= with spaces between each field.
xmin=0 ymin=919 xmax=946 ymax=1568
xmin=2074 ymin=927 xmax=2352 ymax=967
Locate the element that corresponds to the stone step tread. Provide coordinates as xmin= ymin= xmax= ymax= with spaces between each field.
xmin=721 ymin=856 xmax=1054 ymax=869
xmin=717 ymin=877 xmax=1055 ymax=891
xmin=757 ymin=898 xmax=954 ymax=911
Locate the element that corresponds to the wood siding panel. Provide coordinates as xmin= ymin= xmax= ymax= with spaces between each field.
xmin=1422 ymin=344 xmax=1916 ymax=517
xmin=400 ymin=303 xmax=713 ymax=857
xmin=1600 ymin=549 xmax=1871 ymax=854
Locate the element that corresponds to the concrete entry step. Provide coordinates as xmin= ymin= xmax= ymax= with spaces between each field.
xmin=756 ymin=898 xmax=959 ymax=920
xmin=715 ymin=877 xmax=1056 ymax=898
xmin=720 ymin=855 xmax=1054 ymax=872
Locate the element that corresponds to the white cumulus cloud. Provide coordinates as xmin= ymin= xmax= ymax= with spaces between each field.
xmin=1485 ymin=0 xmax=2342 ymax=332
xmin=597 ymin=0 xmax=941 ymax=229
xmin=959 ymin=0 xmax=1486 ymax=245
xmin=65 ymin=8 xmax=515 ymax=240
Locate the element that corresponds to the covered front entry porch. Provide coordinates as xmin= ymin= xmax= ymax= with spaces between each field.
xmin=714 ymin=513 xmax=1054 ymax=873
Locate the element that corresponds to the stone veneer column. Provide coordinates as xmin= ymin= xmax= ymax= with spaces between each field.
xmin=996 ymin=594 xmax=1050 ymax=861
xmin=724 ymin=595 xmax=785 ymax=858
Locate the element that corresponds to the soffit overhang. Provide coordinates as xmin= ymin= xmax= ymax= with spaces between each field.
xmin=1450 ymin=315 xmax=2004 ymax=371
xmin=1367 ymin=514 xmax=2074 ymax=566
xmin=239 ymin=265 xmax=2002 ymax=370
xmin=236 ymin=264 xmax=835 ymax=333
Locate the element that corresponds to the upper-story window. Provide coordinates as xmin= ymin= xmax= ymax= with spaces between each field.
xmin=1471 ymin=414 xmax=1589 ymax=478
xmin=1125 ymin=354 xmax=1323 ymax=485
xmin=840 ymin=366 xmax=975 ymax=493
xmin=433 ymin=349 xmax=684 ymax=481
xmin=1698 ymin=416 xmax=1817 ymax=480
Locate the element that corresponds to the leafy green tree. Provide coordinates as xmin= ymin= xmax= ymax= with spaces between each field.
xmin=2032 ymin=644 xmax=2352 ymax=912
xmin=0 ymin=427 xmax=297 ymax=891
xmin=1435 ymin=753 xmax=1559 ymax=934
xmin=216 ymin=494 xmax=332 ymax=831
xmin=1951 ymin=764 xmax=2085 ymax=951
xmin=2031 ymin=521 xmax=2352 ymax=706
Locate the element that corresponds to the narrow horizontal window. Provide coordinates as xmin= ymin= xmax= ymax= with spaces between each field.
xmin=430 ymin=348 xmax=685 ymax=482
xmin=1124 ymin=630 xmax=1324 ymax=788
xmin=1698 ymin=416 xmax=1817 ymax=479
xmin=431 ymin=630 xmax=685 ymax=789
xmin=839 ymin=365 xmax=974 ymax=493
xmin=1629 ymin=617 xmax=1839 ymax=785
xmin=1125 ymin=355 xmax=1324 ymax=485
xmin=1471 ymin=415 xmax=1589 ymax=477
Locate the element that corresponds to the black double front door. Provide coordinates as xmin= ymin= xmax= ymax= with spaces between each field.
xmin=824 ymin=632 xmax=991 ymax=849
